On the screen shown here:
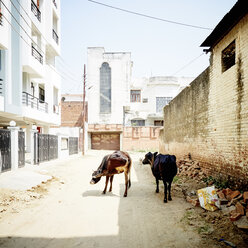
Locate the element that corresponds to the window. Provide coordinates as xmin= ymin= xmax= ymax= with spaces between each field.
xmin=156 ymin=97 xmax=172 ymax=113
xmin=100 ymin=62 xmax=111 ymax=113
xmin=222 ymin=40 xmax=235 ymax=72
xmin=154 ymin=120 xmax=164 ymax=126
xmin=130 ymin=90 xmax=141 ymax=102
xmin=39 ymin=86 xmax=44 ymax=102
xmin=142 ymin=98 xmax=148 ymax=103
xmin=131 ymin=120 xmax=145 ymax=126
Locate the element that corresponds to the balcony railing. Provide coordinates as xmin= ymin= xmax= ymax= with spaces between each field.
xmin=22 ymin=92 xmax=48 ymax=113
xmin=0 ymin=12 xmax=3 ymax=26
xmin=52 ymin=29 xmax=59 ymax=44
xmin=32 ymin=45 xmax=43 ymax=64
xmin=0 ymin=78 xmax=3 ymax=95
xmin=53 ymin=0 xmax=57 ymax=8
xmin=31 ymin=0 xmax=41 ymax=22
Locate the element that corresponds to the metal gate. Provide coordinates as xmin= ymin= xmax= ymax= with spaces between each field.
xmin=34 ymin=133 xmax=58 ymax=164
xmin=18 ymin=131 xmax=25 ymax=167
xmin=0 ymin=129 xmax=11 ymax=172
xmin=69 ymin=137 xmax=78 ymax=155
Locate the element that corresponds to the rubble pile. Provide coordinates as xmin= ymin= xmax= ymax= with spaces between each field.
xmin=178 ymin=159 xmax=207 ymax=181
xmin=185 ymin=187 xmax=248 ymax=229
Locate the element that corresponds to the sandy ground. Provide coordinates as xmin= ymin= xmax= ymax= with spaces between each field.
xmin=0 ymin=150 xmax=215 ymax=248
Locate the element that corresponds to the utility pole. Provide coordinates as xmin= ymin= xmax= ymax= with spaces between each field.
xmin=82 ymin=64 xmax=86 ymax=155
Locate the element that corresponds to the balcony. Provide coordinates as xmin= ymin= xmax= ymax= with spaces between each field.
xmin=31 ymin=45 xmax=43 ymax=64
xmin=22 ymin=92 xmax=48 ymax=113
xmin=0 ymin=12 xmax=3 ymax=26
xmin=52 ymin=29 xmax=59 ymax=44
xmin=31 ymin=0 xmax=41 ymax=22
xmin=53 ymin=104 xmax=59 ymax=114
xmin=53 ymin=0 xmax=57 ymax=8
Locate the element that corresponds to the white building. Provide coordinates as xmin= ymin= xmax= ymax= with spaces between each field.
xmin=126 ymin=76 xmax=194 ymax=127
xmin=0 ymin=0 xmax=61 ymax=152
xmin=87 ymin=47 xmax=194 ymax=150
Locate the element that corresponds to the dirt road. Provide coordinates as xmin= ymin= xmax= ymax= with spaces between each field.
xmin=0 ymin=150 xmax=206 ymax=248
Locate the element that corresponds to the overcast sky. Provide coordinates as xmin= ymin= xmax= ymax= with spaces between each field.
xmin=59 ymin=0 xmax=237 ymax=94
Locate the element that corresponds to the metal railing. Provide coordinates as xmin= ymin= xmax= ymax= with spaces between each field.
xmin=31 ymin=0 xmax=41 ymax=22
xmin=69 ymin=137 xmax=78 ymax=155
xmin=0 ymin=12 xmax=3 ymax=26
xmin=0 ymin=79 xmax=3 ymax=95
xmin=22 ymin=91 xmax=48 ymax=113
xmin=53 ymin=0 xmax=57 ymax=8
xmin=18 ymin=131 xmax=25 ymax=168
xmin=0 ymin=129 xmax=11 ymax=172
xmin=52 ymin=29 xmax=59 ymax=44
xmin=31 ymin=45 xmax=43 ymax=64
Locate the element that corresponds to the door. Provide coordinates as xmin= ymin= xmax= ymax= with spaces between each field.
xmin=91 ymin=133 xmax=120 ymax=150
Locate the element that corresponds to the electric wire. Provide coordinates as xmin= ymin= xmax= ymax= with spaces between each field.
xmin=10 ymin=0 xmax=82 ymax=83
xmin=1 ymin=1 xmax=82 ymax=91
xmin=88 ymin=0 xmax=213 ymax=31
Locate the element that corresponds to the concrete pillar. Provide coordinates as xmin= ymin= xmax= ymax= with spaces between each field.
xmin=7 ymin=125 xmax=19 ymax=170
xmin=26 ymin=125 xmax=32 ymax=152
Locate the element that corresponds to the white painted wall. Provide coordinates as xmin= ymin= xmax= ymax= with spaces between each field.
xmin=87 ymin=47 xmax=132 ymax=125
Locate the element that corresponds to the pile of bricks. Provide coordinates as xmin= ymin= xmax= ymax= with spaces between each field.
xmin=178 ymin=159 xmax=207 ymax=181
xmin=217 ymin=189 xmax=248 ymax=224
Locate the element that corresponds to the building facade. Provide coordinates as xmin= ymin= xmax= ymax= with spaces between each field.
xmin=87 ymin=47 xmax=193 ymax=151
xmin=161 ymin=0 xmax=248 ymax=182
xmin=0 ymin=0 xmax=61 ymax=153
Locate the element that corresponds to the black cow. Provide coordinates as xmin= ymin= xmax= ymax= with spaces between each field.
xmin=142 ymin=152 xmax=177 ymax=203
xmin=90 ymin=151 xmax=132 ymax=197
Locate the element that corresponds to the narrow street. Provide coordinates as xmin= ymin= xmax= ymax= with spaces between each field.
xmin=0 ymin=151 xmax=204 ymax=248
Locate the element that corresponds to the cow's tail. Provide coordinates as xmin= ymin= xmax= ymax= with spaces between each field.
xmin=128 ymin=158 xmax=132 ymax=188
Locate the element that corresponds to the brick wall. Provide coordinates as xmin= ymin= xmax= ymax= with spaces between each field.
xmin=160 ymin=14 xmax=248 ymax=182
xmin=61 ymin=101 xmax=87 ymax=127
xmin=123 ymin=126 xmax=161 ymax=151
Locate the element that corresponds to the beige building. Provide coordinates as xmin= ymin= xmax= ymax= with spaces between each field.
xmin=161 ymin=0 xmax=248 ymax=182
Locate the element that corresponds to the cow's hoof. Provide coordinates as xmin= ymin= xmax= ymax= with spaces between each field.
xmin=124 ymin=194 xmax=127 ymax=197
xmin=168 ymin=197 xmax=172 ymax=201
xmin=156 ymin=189 xmax=159 ymax=193
xmin=164 ymin=199 xmax=167 ymax=203
xmin=102 ymin=191 xmax=106 ymax=194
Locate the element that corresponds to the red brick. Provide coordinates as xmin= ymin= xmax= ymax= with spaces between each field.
xmin=229 ymin=190 xmax=241 ymax=201
xmin=230 ymin=212 xmax=242 ymax=222
xmin=236 ymin=202 xmax=245 ymax=216
xmin=243 ymin=192 xmax=248 ymax=203
xmin=217 ymin=191 xmax=225 ymax=199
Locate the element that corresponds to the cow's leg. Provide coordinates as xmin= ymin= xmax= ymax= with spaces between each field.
xmin=156 ymin=178 xmax=159 ymax=193
xmin=124 ymin=172 xmax=128 ymax=197
xmin=103 ymin=176 xmax=109 ymax=194
xmin=168 ymin=181 xmax=172 ymax=201
xmin=163 ymin=179 xmax=168 ymax=203
xmin=109 ymin=175 xmax=114 ymax=192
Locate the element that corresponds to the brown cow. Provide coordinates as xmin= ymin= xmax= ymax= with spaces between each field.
xmin=90 ymin=151 xmax=132 ymax=197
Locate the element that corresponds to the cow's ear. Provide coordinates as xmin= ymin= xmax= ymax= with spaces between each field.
xmin=153 ymin=152 xmax=158 ymax=158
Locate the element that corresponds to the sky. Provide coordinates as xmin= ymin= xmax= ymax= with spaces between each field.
xmin=59 ymin=0 xmax=238 ymax=94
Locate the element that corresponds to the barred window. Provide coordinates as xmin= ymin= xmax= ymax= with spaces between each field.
xmin=222 ymin=40 xmax=235 ymax=72
xmin=130 ymin=90 xmax=141 ymax=102
xmin=131 ymin=120 xmax=145 ymax=126
xmin=100 ymin=62 xmax=111 ymax=113
xmin=156 ymin=97 xmax=172 ymax=113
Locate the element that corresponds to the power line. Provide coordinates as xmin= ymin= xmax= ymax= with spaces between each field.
xmin=88 ymin=0 xmax=213 ymax=31
xmin=11 ymin=0 xmax=82 ymax=81
xmin=171 ymin=53 xmax=205 ymax=76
